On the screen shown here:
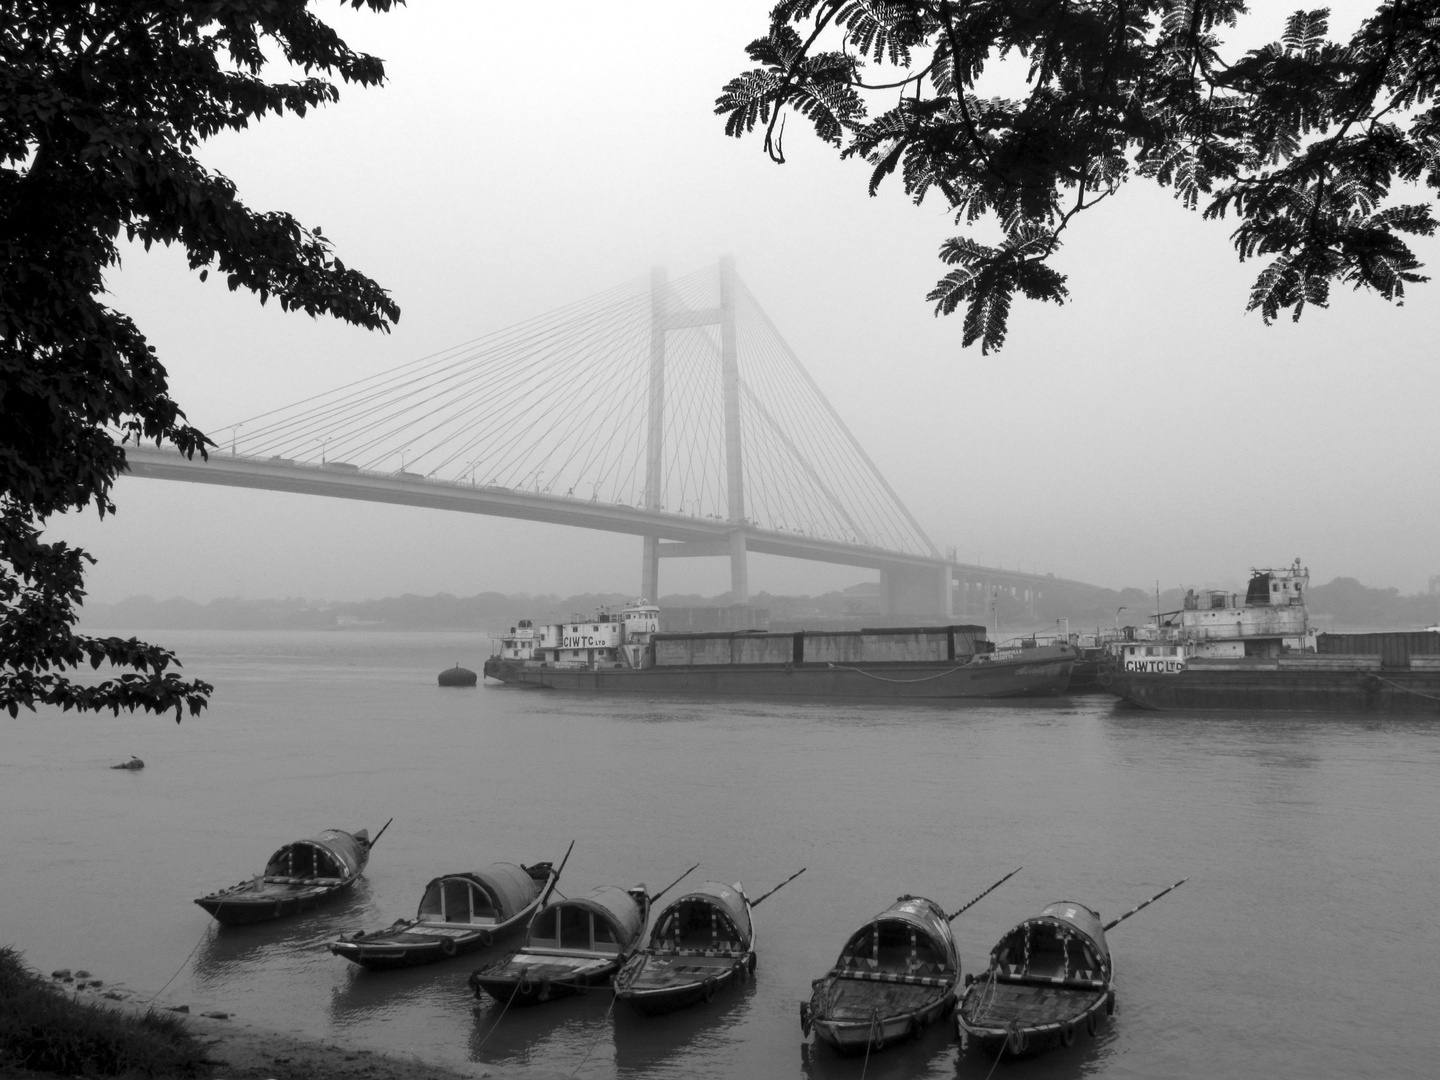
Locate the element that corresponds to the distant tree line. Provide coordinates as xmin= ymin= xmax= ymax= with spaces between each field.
xmin=77 ymin=577 xmax=1440 ymax=634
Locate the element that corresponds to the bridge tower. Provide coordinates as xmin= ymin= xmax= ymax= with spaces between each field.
xmin=642 ymin=256 xmax=748 ymax=604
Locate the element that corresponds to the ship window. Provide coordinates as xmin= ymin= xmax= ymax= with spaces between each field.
xmin=530 ymin=907 xmax=558 ymax=948
xmin=875 ymin=922 xmax=912 ymax=971
xmin=592 ymin=918 xmax=618 ymax=954
xmin=443 ymin=878 xmax=471 ymax=922
xmin=558 ymin=906 xmax=589 ymax=949
xmin=1146 ymin=647 xmax=1155 ymax=656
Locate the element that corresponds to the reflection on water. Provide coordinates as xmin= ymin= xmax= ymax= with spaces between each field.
xmin=468 ymin=989 xmax=616 ymax=1072
xmin=4 ymin=629 xmax=1439 ymax=1079
xmin=798 ymin=1023 xmax=957 ymax=1080
xmin=327 ymin=937 xmax=515 ymax=1025
xmin=610 ymin=983 xmax=753 ymax=1073
xmin=191 ymin=884 xmax=372 ymax=988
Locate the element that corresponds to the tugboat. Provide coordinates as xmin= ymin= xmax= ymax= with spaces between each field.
xmin=1107 ymin=560 xmax=1440 ymax=712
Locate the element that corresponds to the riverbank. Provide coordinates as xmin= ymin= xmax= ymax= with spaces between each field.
xmin=0 ymin=953 xmax=542 ymax=1080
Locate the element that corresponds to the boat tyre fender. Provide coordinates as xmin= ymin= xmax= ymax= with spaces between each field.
xmin=1106 ymin=989 xmax=1116 ymax=1016
xmin=439 ymin=937 xmax=457 ymax=958
xmin=747 ymin=952 xmax=757 ymax=975
xmin=478 ymin=929 xmax=493 ymax=948
xmin=1098 ymin=671 xmax=1113 ymax=687
xmin=702 ymin=976 xmax=718 ymax=1003
xmin=1060 ymin=1022 xmax=1076 ymax=1048
xmin=1086 ymin=1009 xmax=1100 ymax=1037
xmin=799 ymin=1001 xmax=812 ymax=1037
xmin=910 ymin=1010 xmax=925 ymax=1039
xmin=537 ymin=979 xmax=552 ymax=1002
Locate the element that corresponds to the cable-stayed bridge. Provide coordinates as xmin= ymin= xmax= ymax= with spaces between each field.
xmin=124 ymin=259 xmax=1102 ymax=617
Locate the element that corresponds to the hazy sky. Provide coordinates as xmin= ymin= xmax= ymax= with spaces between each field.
xmin=52 ymin=1 xmax=1440 ymax=605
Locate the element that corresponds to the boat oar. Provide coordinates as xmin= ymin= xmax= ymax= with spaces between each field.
xmin=648 ymin=862 xmax=701 ymax=905
xmin=538 ymin=840 xmax=576 ymax=908
xmin=368 ymin=818 xmax=394 ymax=848
xmin=1103 ymin=878 xmax=1188 ymax=931
xmin=946 ymin=867 xmax=1022 ymax=922
xmin=750 ymin=867 xmax=806 ymax=908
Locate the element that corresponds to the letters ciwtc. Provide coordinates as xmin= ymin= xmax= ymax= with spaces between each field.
xmin=1123 ymin=657 xmax=1185 ymax=674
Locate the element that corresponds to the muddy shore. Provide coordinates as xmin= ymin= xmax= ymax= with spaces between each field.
xmin=9 ymin=978 xmax=560 ymax=1080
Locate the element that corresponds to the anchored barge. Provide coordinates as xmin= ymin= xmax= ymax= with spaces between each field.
xmin=484 ymin=601 xmax=1076 ymax=699
xmin=1108 ymin=562 xmax=1440 ymax=713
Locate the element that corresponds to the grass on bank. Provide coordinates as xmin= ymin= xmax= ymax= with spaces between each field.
xmin=0 ymin=947 xmax=208 ymax=1077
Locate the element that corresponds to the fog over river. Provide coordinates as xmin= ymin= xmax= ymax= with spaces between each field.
xmin=3 ymin=630 xmax=1437 ymax=1079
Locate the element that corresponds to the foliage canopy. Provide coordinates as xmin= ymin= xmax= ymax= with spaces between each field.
xmin=717 ymin=1 xmax=1440 ymax=351
xmin=1 ymin=1 xmax=400 ymax=720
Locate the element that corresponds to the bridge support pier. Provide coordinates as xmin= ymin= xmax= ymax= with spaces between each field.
xmin=729 ymin=530 xmax=748 ymax=604
xmin=641 ymin=535 xmax=660 ymax=602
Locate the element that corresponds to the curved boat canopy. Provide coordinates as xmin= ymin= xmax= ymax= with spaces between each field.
xmin=264 ymin=829 xmax=365 ymax=882
xmin=990 ymin=901 xmax=1112 ymax=983
xmin=527 ymin=885 xmax=644 ymax=955
xmin=648 ymin=881 xmax=753 ymax=954
xmin=835 ymin=895 xmax=958 ymax=977
xmin=417 ymin=863 xmax=540 ymax=925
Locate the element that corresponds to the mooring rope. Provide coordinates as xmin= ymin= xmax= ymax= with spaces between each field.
xmin=825 ymin=660 xmax=978 ymax=683
xmin=1370 ymin=674 xmax=1440 ymax=703
xmin=569 ymin=989 xmax=618 ymax=1076
xmin=472 ymin=971 xmax=523 ymax=1055
xmin=858 ymin=1007 xmax=879 ymax=1080
xmin=980 ymin=1029 xmax=1009 ymax=1080
xmin=143 ymin=922 xmax=212 ymax=1006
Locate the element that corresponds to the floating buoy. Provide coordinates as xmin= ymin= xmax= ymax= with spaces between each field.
xmin=110 ymin=756 xmax=144 ymax=770
xmin=437 ymin=664 xmax=477 ymax=687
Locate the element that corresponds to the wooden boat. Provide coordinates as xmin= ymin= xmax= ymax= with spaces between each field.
xmin=614 ymin=881 xmax=754 ymax=1014
xmin=800 ymin=895 xmax=960 ymax=1055
xmin=955 ymin=901 xmax=1113 ymax=1058
xmin=615 ymin=868 xmax=804 ymax=1015
xmin=956 ymin=880 xmax=1185 ymax=1059
xmin=467 ymin=884 xmax=650 ymax=1005
xmin=469 ymin=863 xmax=697 ymax=1007
xmin=329 ymin=861 xmax=557 ymax=970
xmin=194 ymin=821 xmax=390 ymax=926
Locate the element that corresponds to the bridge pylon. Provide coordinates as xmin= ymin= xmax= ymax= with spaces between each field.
xmin=642 ymin=256 xmax=748 ymax=603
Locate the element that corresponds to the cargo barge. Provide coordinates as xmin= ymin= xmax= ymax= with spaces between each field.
xmin=1107 ymin=562 xmax=1440 ymax=713
xmin=484 ymin=601 xmax=1076 ymax=700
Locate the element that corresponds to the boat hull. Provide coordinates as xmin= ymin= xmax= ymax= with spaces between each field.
xmin=331 ymin=923 xmax=497 ymax=970
xmin=195 ymin=878 xmax=356 ymax=926
xmin=614 ymin=951 xmax=754 ymax=1015
xmin=957 ymin=979 xmax=1112 ymax=1059
xmin=807 ymin=983 xmax=956 ymax=1055
xmin=469 ymin=953 xmax=624 ymax=1005
xmin=485 ymin=647 xmax=1075 ymax=700
xmin=1111 ymin=668 xmax=1440 ymax=714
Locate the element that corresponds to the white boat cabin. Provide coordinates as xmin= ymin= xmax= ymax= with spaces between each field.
xmin=497 ymin=619 xmax=539 ymax=661
xmin=1118 ymin=560 xmax=1316 ymax=673
xmin=494 ymin=601 xmax=661 ymax=670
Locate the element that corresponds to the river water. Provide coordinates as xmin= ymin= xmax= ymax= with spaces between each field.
xmin=3 ymin=629 xmax=1438 ymax=1079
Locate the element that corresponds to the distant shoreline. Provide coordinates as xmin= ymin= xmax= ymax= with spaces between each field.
xmin=76 ymin=575 xmax=1440 ymax=635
